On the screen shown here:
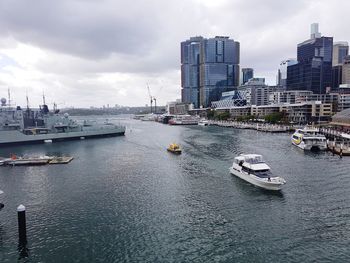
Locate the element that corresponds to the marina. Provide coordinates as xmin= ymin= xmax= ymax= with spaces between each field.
xmin=0 ymin=118 xmax=350 ymax=262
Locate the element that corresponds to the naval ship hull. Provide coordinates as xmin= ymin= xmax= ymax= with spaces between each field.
xmin=0 ymin=127 xmax=125 ymax=146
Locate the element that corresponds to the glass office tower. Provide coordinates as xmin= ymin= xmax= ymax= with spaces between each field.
xmin=242 ymin=68 xmax=254 ymax=85
xmin=287 ymin=24 xmax=333 ymax=94
xmin=181 ymin=36 xmax=240 ymax=108
xmin=199 ymin=36 xmax=240 ymax=107
xmin=181 ymin=37 xmax=203 ymax=108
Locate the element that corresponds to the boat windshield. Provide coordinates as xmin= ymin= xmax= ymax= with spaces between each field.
xmin=252 ymin=169 xmax=272 ymax=178
xmin=241 ymin=166 xmax=272 ymax=178
xmin=245 ymin=156 xmax=264 ymax=164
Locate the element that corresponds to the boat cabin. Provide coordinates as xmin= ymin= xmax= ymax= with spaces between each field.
xmin=234 ymin=154 xmax=273 ymax=178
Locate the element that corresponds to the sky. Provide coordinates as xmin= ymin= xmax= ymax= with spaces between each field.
xmin=0 ymin=0 xmax=350 ymax=108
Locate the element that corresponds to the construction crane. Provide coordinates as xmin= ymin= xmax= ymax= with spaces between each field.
xmin=147 ymin=84 xmax=153 ymax=114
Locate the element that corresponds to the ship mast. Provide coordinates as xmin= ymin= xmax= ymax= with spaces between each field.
xmin=42 ymin=91 xmax=46 ymax=105
xmin=7 ymin=88 xmax=11 ymax=108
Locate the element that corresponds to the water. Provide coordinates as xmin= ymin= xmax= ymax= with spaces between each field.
xmin=0 ymin=117 xmax=350 ymax=262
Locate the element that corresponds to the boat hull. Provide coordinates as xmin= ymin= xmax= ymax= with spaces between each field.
xmin=291 ymin=140 xmax=327 ymax=151
xmin=167 ymin=148 xmax=182 ymax=154
xmin=0 ymin=127 xmax=125 ymax=146
xmin=229 ymin=167 xmax=285 ymax=191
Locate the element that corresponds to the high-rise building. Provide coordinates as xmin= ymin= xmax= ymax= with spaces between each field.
xmin=343 ymin=55 xmax=350 ymax=85
xmin=332 ymin=42 xmax=349 ymax=66
xmin=332 ymin=42 xmax=349 ymax=89
xmin=277 ymin=59 xmax=297 ymax=88
xmin=181 ymin=36 xmax=203 ymax=108
xmin=287 ymin=23 xmax=333 ymax=94
xmin=181 ymin=36 xmax=240 ymax=108
xmin=241 ymin=68 xmax=254 ymax=85
xmin=199 ymin=36 xmax=240 ymax=107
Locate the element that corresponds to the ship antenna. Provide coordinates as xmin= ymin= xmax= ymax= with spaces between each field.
xmin=7 ymin=88 xmax=11 ymax=108
xmin=26 ymin=90 xmax=30 ymax=110
xmin=42 ymin=90 xmax=46 ymax=105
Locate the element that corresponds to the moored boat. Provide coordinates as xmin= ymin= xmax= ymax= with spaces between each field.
xmin=291 ymin=127 xmax=327 ymax=151
xmin=0 ymin=96 xmax=125 ymax=146
xmin=168 ymin=115 xmax=199 ymax=125
xmin=229 ymin=154 xmax=286 ymax=191
xmin=5 ymin=155 xmax=52 ymax=166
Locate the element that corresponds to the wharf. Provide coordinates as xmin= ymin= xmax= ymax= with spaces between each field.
xmin=209 ymin=121 xmax=294 ymax=133
xmin=327 ymin=141 xmax=350 ymax=156
xmin=320 ymin=127 xmax=350 ymax=140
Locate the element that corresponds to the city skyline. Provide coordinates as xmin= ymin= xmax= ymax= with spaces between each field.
xmin=1 ymin=0 xmax=350 ymax=107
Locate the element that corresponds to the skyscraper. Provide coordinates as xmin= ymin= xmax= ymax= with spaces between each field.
xmin=332 ymin=42 xmax=349 ymax=66
xmin=277 ymin=59 xmax=297 ymax=88
xmin=343 ymin=55 xmax=350 ymax=85
xmin=181 ymin=36 xmax=203 ymax=108
xmin=332 ymin=42 xmax=349 ymax=89
xmin=287 ymin=23 xmax=333 ymax=94
xmin=242 ymin=68 xmax=254 ymax=85
xmin=199 ymin=36 xmax=240 ymax=107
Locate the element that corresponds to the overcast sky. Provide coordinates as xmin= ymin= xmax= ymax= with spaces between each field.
xmin=0 ymin=0 xmax=350 ymax=108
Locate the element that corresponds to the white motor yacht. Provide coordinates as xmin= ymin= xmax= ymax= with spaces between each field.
xmin=229 ymin=154 xmax=286 ymax=191
xmin=198 ymin=119 xmax=209 ymax=126
xmin=291 ymin=127 xmax=327 ymax=151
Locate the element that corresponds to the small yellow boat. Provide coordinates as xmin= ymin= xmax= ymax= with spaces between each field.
xmin=167 ymin=143 xmax=182 ymax=154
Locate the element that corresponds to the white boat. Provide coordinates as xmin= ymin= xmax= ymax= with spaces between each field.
xmin=0 ymin=157 xmax=11 ymax=166
xmin=198 ymin=119 xmax=209 ymax=126
xmin=5 ymin=155 xmax=53 ymax=166
xmin=140 ymin=113 xmax=157 ymax=121
xmin=291 ymin=127 xmax=327 ymax=151
xmin=229 ymin=154 xmax=286 ymax=191
xmin=168 ymin=115 xmax=200 ymax=125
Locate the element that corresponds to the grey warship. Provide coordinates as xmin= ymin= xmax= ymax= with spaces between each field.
xmin=0 ymin=97 xmax=125 ymax=146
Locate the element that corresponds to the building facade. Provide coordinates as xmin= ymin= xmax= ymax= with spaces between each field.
xmin=199 ymin=36 xmax=240 ymax=108
xmin=332 ymin=42 xmax=349 ymax=66
xmin=181 ymin=37 xmax=203 ymax=108
xmin=241 ymin=68 xmax=254 ymax=85
xmin=277 ymin=59 xmax=297 ymax=88
xmin=287 ymin=24 xmax=333 ymax=94
xmin=343 ymin=55 xmax=350 ymax=85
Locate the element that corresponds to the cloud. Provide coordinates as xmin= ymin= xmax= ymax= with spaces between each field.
xmin=0 ymin=0 xmax=350 ymax=106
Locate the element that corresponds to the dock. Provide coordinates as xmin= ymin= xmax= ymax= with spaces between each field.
xmin=209 ymin=120 xmax=294 ymax=133
xmin=49 ymin=156 xmax=74 ymax=164
xmin=327 ymin=141 xmax=350 ymax=156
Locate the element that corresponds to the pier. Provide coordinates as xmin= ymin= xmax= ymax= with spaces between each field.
xmin=209 ymin=120 xmax=294 ymax=133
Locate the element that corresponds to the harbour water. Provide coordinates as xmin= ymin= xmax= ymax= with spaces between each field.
xmin=0 ymin=117 xmax=350 ymax=262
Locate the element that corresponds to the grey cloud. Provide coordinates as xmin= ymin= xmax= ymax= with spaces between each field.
xmin=1 ymin=0 xmax=350 ymax=106
xmin=0 ymin=0 xmax=165 ymax=59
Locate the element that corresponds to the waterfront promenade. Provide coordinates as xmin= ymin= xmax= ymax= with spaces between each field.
xmin=209 ymin=120 xmax=295 ymax=133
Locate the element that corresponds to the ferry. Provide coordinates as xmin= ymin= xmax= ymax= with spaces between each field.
xmin=229 ymin=154 xmax=286 ymax=191
xmin=291 ymin=127 xmax=327 ymax=151
xmin=168 ymin=115 xmax=199 ymax=125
